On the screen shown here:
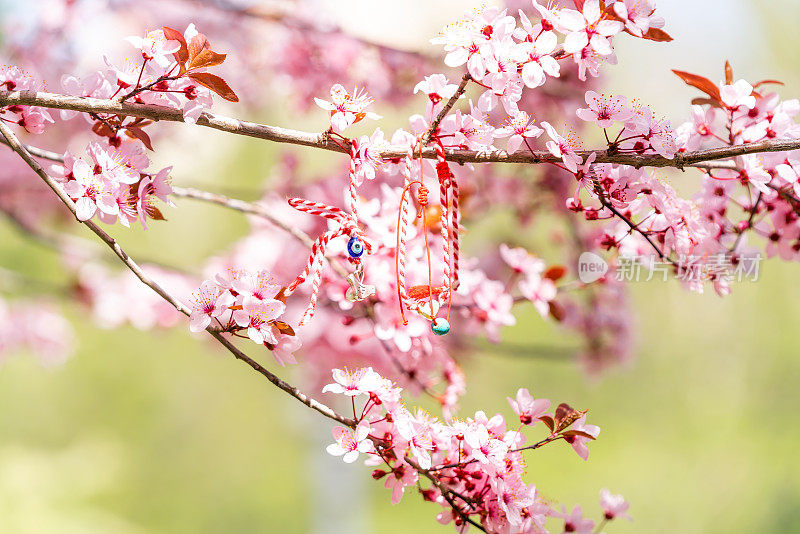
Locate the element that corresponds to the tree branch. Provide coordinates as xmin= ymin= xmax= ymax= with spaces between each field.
xmin=4 ymin=90 xmax=800 ymax=168
xmin=0 ymin=119 xmax=354 ymax=428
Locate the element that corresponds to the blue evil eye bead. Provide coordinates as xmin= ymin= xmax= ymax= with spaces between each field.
xmin=347 ymin=236 xmax=364 ymax=258
xmin=431 ymin=317 xmax=450 ymax=336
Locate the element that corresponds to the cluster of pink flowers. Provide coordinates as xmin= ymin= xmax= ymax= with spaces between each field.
xmin=61 ymin=24 xmax=235 ymax=125
xmin=576 ymin=90 xmax=677 ymax=158
xmin=0 ymin=65 xmax=54 ymax=134
xmin=51 ymin=141 xmax=173 ymax=226
xmin=188 ymin=269 xmax=301 ymax=366
xmin=322 ymin=367 xmax=615 ymax=533
xmin=501 ymin=244 xmax=558 ymax=317
xmin=431 ymin=1 xmax=662 ymax=103
xmin=683 ymin=74 xmax=800 ymax=263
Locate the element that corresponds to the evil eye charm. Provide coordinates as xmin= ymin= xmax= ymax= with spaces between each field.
xmin=431 ymin=317 xmax=450 ymax=336
xmin=347 ymin=236 xmax=364 ymax=258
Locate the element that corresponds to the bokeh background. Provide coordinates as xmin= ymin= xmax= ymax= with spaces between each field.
xmin=1 ymin=0 xmax=800 ymax=533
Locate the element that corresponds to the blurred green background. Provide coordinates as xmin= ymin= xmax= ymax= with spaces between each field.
xmin=2 ymin=1 xmax=800 ymax=533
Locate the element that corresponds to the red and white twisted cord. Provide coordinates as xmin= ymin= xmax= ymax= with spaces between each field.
xmin=285 ymin=196 xmax=370 ymax=324
xmin=396 ymin=148 xmax=415 ymax=310
xmin=434 ymin=143 xmax=453 ymax=303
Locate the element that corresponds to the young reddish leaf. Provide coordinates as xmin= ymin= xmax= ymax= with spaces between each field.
xmin=641 ymin=27 xmax=673 ymax=42
xmin=91 ymin=121 xmax=114 ymax=138
xmin=274 ymin=321 xmax=295 ymax=336
xmin=128 ymin=117 xmax=154 ymax=128
xmin=124 ymin=126 xmax=154 ymax=151
xmin=548 ymin=300 xmax=565 ymax=322
xmin=187 ymin=72 xmax=239 ymax=102
xmin=753 ymin=79 xmax=785 ymax=88
xmin=188 ymin=49 xmax=227 ymax=71
xmin=149 ymin=206 xmax=166 ymax=221
xmin=691 ymin=97 xmax=723 ymax=109
xmin=187 ymin=34 xmax=211 ymax=61
xmin=553 ymin=403 xmax=586 ymax=433
xmin=275 ymin=287 xmax=288 ymax=304
xmin=572 ymin=0 xmax=585 ymax=10
xmin=544 ymin=265 xmax=567 ymax=282
xmin=561 ymin=429 xmax=597 ymax=440
xmin=538 ymin=415 xmax=555 ymax=433
xmin=162 ymin=26 xmax=188 ymax=64
xmin=724 ymin=60 xmax=734 ymax=85
xmin=672 ymin=69 xmax=721 ymax=102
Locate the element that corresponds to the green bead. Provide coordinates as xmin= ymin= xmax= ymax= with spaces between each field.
xmin=431 ymin=318 xmax=450 ymax=336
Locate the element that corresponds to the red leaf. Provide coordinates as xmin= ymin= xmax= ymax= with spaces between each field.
xmin=187 ymin=49 xmax=227 ymax=71
xmin=187 ymin=34 xmax=211 ymax=61
xmin=149 ymin=206 xmax=166 ymax=221
xmin=124 ymin=126 xmax=154 ymax=151
xmin=672 ymin=69 xmax=721 ymax=102
xmin=641 ymin=27 xmax=673 ymax=42
xmin=544 ymin=265 xmax=567 ymax=282
xmin=538 ymin=415 xmax=555 ymax=433
xmin=274 ymin=321 xmax=295 ymax=336
xmin=753 ymin=79 xmax=785 ymax=89
xmin=691 ymin=97 xmax=723 ymax=109
xmin=91 ymin=121 xmax=114 ymax=138
xmin=724 ymin=60 xmax=734 ymax=85
xmin=275 ymin=287 xmax=288 ymax=304
xmin=548 ymin=300 xmax=565 ymax=322
xmin=561 ymin=429 xmax=597 ymax=440
xmin=553 ymin=403 xmax=586 ymax=433
xmin=162 ymin=26 xmax=188 ymax=64
xmin=187 ymin=72 xmax=239 ymax=102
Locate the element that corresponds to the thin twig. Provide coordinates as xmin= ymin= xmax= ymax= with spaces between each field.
xmin=421 ymin=73 xmax=470 ymax=146
xmin=4 ymin=90 xmax=800 ymax=168
xmin=598 ymin=196 xmax=674 ymax=264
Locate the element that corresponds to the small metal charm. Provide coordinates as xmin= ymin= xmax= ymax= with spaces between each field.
xmin=345 ymin=264 xmax=376 ymax=302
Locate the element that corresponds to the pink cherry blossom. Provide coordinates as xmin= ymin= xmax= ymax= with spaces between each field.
xmin=189 ymin=280 xmax=234 ymax=332
xmin=125 ymin=29 xmax=179 ymax=67
xmin=414 ymin=74 xmax=458 ymax=116
xmin=62 ymin=157 xmax=120 ymax=222
xmin=507 ymin=388 xmax=551 ymax=425
xmin=271 ymin=334 xmax=301 ymax=366
xmin=560 ymin=505 xmax=595 ymax=533
xmin=613 ymin=0 xmax=664 ymax=37
xmin=600 ymin=488 xmax=632 ymax=521
xmin=322 ymin=367 xmax=383 ymax=396
xmin=541 ymin=121 xmax=584 ymax=172
xmin=560 ymin=0 xmax=624 ymax=57
xmin=576 ymin=90 xmax=633 ymax=128
xmin=314 ymin=84 xmax=381 ymax=133
xmin=500 ymin=244 xmax=545 ymax=275
xmin=720 ymin=80 xmax=756 ymax=110
xmin=494 ymin=111 xmax=543 ymax=154
xmin=384 ymin=459 xmax=419 ymax=504
xmin=564 ymin=415 xmax=601 ymax=460
xmin=232 ymin=298 xmax=286 ymax=345
xmin=326 ymin=422 xmax=372 ymax=463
